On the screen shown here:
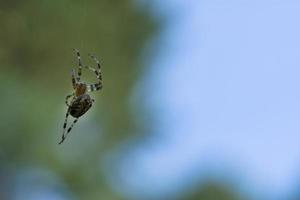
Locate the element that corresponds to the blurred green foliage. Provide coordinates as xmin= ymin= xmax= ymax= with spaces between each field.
xmin=0 ymin=0 xmax=156 ymax=199
xmin=182 ymin=182 xmax=246 ymax=200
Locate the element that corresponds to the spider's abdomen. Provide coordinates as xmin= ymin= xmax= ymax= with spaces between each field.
xmin=69 ymin=94 xmax=93 ymax=118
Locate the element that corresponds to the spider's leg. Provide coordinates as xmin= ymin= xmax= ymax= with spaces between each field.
xmin=71 ymin=69 xmax=77 ymax=89
xmin=87 ymin=54 xmax=103 ymax=92
xmin=59 ymin=110 xmax=70 ymax=144
xmin=59 ymin=118 xmax=79 ymax=144
xmin=73 ymin=48 xmax=83 ymax=81
xmin=88 ymin=53 xmax=102 ymax=75
xmin=84 ymin=65 xmax=103 ymax=92
xmin=87 ymin=82 xmax=103 ymax=92
xmin=65 ymin=93 xmax=74 ymax=106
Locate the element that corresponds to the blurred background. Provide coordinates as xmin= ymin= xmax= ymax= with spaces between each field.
xmin=1 ymin=0 xmax=300 ymax=199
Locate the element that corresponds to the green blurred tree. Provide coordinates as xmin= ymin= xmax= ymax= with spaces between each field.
xmin=0 ymin=0 xmax=157 ymax=199
xmin=182 ymin=182 xmax=246 ymax=200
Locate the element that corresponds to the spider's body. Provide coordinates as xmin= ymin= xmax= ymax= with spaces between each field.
xmin=69 ymin=83 xmax=92 ymax=118
xmin=75 ymin=82 xmax=88 ymax=97
xmin=59 ymin=49 xmax=103 ymax=144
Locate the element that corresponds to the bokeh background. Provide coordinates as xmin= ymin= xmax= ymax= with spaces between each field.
xmin=1 ymin=0 xmax=300 ymax=200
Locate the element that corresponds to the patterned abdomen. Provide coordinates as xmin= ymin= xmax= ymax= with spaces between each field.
xmin=69 ymin=94 xmax=93 ymax=118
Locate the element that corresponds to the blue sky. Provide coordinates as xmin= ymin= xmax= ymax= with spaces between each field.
xmin=108 ymin=0 xmax=300 ymax=199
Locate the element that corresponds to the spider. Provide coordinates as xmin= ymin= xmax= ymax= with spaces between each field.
xmin=59 ymin=48 xmax=103 ymax=144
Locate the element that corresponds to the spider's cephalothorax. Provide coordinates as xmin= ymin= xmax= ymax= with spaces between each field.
xmin=59 ymin=49 xmax=103 ymax=144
